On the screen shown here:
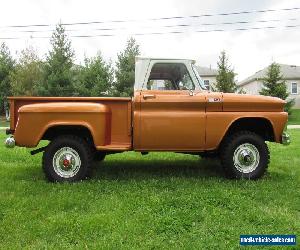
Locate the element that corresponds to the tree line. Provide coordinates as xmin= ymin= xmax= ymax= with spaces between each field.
xmin=0 ymin=24 xmax=293 ymax=116
xmin=0 ymin=24 xmax=140 ymax=115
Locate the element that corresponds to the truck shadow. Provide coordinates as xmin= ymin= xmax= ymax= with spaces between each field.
xmin=93 ymin=158 xmax=224 ymax=180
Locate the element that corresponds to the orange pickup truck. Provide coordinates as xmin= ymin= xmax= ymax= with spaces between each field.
xmin=5 ymin=57 xmax=290 ymax=182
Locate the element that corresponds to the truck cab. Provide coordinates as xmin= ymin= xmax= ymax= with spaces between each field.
xmin=5 ymin=57 xmax=290 ymax=182
xmin=134 ymin=57 xmax=208 ymax=151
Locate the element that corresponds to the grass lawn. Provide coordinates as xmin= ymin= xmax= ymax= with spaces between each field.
xmin=0 ymin=116 xmax=9 ymax=127
xmin=288 ymin=109 xmax=300 ymax=125
xmin=0 ymin=131 xmax=299 ymax=249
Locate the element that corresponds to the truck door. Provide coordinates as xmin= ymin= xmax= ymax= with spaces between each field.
xmin=135 ymin=62 xmax=206 ymax=151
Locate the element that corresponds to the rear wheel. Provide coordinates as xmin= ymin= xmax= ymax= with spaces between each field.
xmin=220 ymin=131 xmax=269 ymax=179
xmin=43 ymin=135 xmax=93 ymax=182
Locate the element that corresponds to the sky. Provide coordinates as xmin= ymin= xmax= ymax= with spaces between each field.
xmin=0 ymin=0 xmax=300 ymax=81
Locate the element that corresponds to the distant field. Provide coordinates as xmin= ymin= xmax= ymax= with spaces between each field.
xmin=0 ymin=130 xmax=299 ymax=249
xmin=288 ymin=109 xmax=300 ymax=125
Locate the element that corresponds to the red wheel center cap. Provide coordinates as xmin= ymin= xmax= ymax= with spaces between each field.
xmin=63 ymin=159 xmax=70 ymax=167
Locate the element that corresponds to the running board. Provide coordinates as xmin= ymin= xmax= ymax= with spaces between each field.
xmin=30 ymin=146 xmax=47 ymax=155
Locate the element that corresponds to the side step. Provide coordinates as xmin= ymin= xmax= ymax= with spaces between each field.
xmin=30 ymin=146 xmax=47 ymax=155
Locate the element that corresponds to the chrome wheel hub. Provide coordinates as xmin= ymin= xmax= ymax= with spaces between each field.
xmin=53 ymin=147 xmax=81 ymax=178
xmin=233 ymin=143 xmax=260 ymax=173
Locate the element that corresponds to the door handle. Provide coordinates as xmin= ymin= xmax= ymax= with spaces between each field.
xmin=143 ymin=94 xmax=156 ymax=99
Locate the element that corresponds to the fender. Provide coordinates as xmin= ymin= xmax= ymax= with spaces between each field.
xmin=205 ymin=112 xmax=288 ymax=150
xmin=14 ymin=102 xmax=111 ymax=148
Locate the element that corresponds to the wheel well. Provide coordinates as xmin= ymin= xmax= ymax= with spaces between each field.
xmin=223 ymin=118 xmax=275 ymax=142
xmin=42 ymin=125 xmax=95 ymax=147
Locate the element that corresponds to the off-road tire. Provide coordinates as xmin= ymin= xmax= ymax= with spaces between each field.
xmin=220 ymin=131 xmax=270 ymax=180
xmin=42 ymin=135 xmax=93 ymax=182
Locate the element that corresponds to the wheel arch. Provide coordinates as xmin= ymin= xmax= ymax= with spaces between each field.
xmin=220 ymin=117 xmax=275 ymax=147
xmin=41 ymin=123 xmax=97 ymax=148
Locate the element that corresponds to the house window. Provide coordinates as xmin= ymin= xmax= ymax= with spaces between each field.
xmin=203 ymin=80 xmax=210 ymax=90
xmin=291 ymin=82 xmax=298 ymax=94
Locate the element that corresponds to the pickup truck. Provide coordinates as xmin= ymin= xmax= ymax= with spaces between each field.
xmin=5 ymin=57 xmax=290 ymax=182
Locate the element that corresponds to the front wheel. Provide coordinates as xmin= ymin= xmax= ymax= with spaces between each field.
xmin=42 ymin=135 xmax=93 ymax=182
xmin=220 ymin=131 xmax=270 ymax=180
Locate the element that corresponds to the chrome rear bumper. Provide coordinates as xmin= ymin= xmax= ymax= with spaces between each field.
xmin=282 ymin=132 xmax=291 ymax=146
xmin=4 ymin=136 xmax=15 ymax=148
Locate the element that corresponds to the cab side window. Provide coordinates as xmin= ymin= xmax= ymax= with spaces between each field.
xmin=147 ymin=63 xmax=194 ymax=90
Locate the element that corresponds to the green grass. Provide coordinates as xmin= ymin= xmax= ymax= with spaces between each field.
xmin=288 ymin=109 xmax=300 ymax=125
xmin=0 ymin=131 xmax=299 ymax=249
xmin=0 ymin=116 xmax=9 ymax=127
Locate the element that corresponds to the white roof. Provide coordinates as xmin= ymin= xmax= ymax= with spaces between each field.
xmin=134 ymin=56 xmax=200 ymax=91
xmin=135 ymin=56 xmax=196 ymax=64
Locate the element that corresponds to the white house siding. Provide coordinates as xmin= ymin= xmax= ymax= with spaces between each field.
xmin=286 ymin=80 xmax=300 ymax=108
xmin=201 ymin=76 xmax=217 ymax=90
xmin=240 ymin=80 xmax=300 ymax=108
xmin=238 ymin=64 xmax=300 ymax=108
xmin=196 ymin=66 xmax=218 ymax=91
xmin=241 ymin=80 xmax=261 ymax=95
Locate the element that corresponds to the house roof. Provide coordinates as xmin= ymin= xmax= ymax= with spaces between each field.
xmin=195 ymin=66 xmax=218 ymax=76
xmin=239 ymin=64 xmax=300 ymax=86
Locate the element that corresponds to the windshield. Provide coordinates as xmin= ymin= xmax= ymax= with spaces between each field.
xmin=192 ymin=64 xmax=207 ymax=90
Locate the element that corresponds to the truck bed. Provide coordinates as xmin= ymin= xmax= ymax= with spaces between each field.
xmin=8 ymin=97 xmax=132 ymax=150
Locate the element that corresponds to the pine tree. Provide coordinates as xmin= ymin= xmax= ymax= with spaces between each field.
xmin=259 ymin=62 xmax=294 ymax=113
xmin=0 ymin=42 xmax=14 ymax=115
xmin=215 ymin=51 xmax=237 ymax=93
xmin=260 ymin=63 xmax=288 ymax=99
xmin=114 ymin=38 xmax=140 ymax=97
xmin=75 ymin=53 xmax=114 ymax=96
xmin=10 ymin=46 xmax=44 ymax=96
xmin=38 ymin=24 xmax=75 ymax=96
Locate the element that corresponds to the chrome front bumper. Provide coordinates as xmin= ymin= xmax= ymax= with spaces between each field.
xmin=4 ymin=136 xmax=15 ymax=148
xmin=282 ymin=132 xmax=291 ymax=146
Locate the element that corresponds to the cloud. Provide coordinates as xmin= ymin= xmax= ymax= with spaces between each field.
xmin=0 ymin=0 xmax=299 ymax=81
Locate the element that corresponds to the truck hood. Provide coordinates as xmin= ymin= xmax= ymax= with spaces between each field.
xmin=221 ymin=93 xmax=286 ymax=112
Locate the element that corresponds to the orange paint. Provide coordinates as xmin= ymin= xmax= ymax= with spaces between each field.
xmin=8 ymin=90 xmax=287 ymax=152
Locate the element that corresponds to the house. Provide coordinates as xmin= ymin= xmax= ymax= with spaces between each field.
xmin=238 ymin=64 xmax=300 ymax=108
xmin=195 ymin=66 xmax=218 ymax=90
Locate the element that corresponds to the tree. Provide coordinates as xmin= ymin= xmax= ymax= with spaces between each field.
xmin=259 ymin=62 xmax=294 ymax=113
xmin=10 ymin=46 xmax=44 ymax=96
xmin=0 ymin=43 xmax=14 ymax=115
xmin=37 ymin=24 xmax=75 ymax=96
xmin=114 ymin=38 xmax=140 ymax=97
xmin=75 ymin=53 xmax=114 ymax=96
xmin=215 ymin=51 xmax=237 ymax=93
